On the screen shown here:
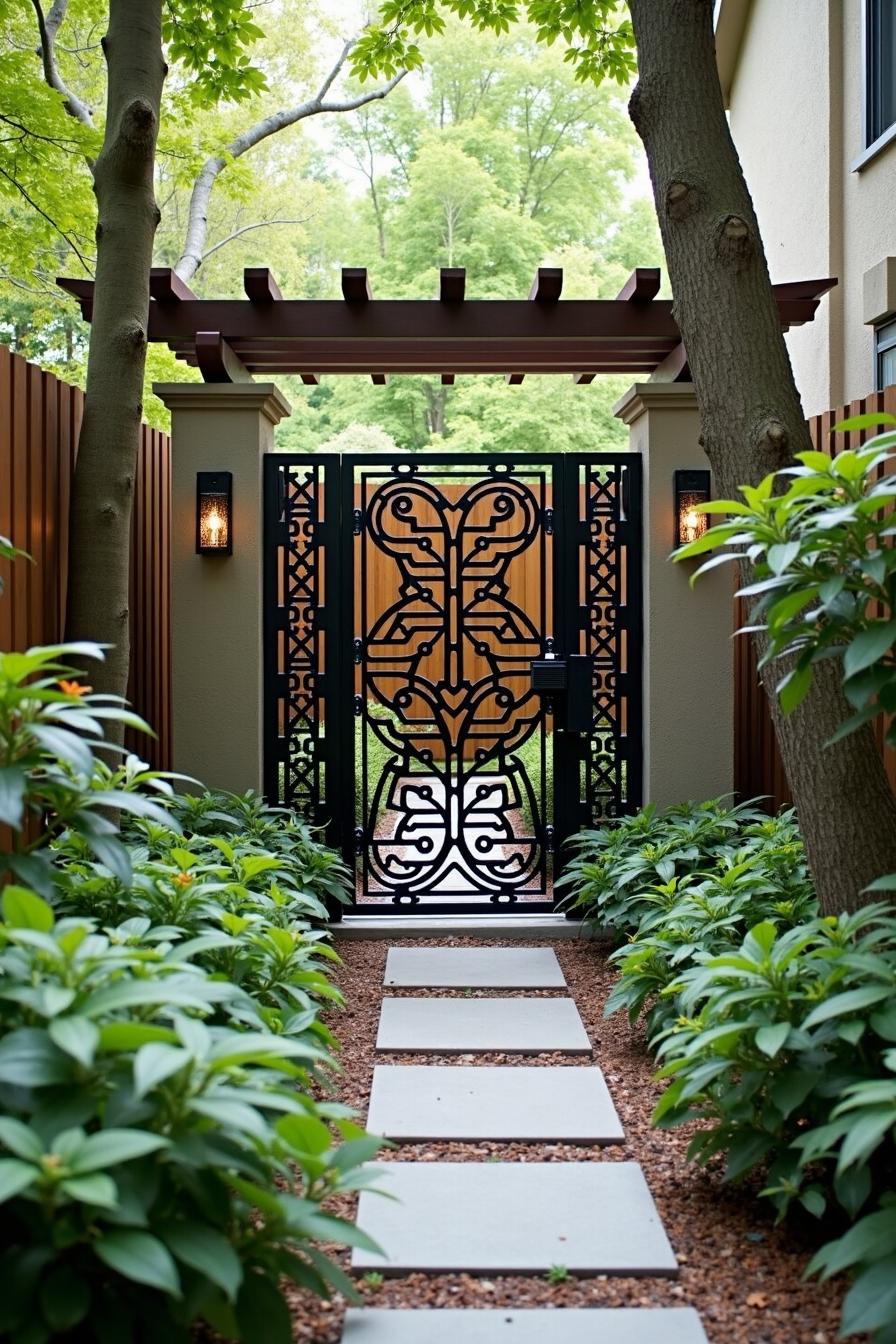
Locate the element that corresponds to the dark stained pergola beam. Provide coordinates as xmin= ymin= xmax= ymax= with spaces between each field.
xmin=300 ymin=373 xmax=320 ymax=386
xmin=441 ymin=373 xmax=455 ymax=385
xmin=56 ymin=287 xmax=832 ymax=342
xmin=57 ymin=276 xmax=93 ymax=320
xmin=244 ymin=268 xmax=283 ymax=303
xmin=572 ymin=373 xmax=596 ymax=385
xmin=529 ymin=267 xmax=563 ymax=303
xmin=505 ymin=373 xmax=525 ymax=384
xmin=57 ymin=276 xmax=836 ymax=376
xmin=616 ymin=268 xmax=662 ymax=303
xmin=440 ymin=268 xmax=466 ymax=303
xmin=371 ymin=373 xmax=389 ymax=385
xmin=342 ymin=267 xmax=372 ymax=304
xmin=150 ymin=267 xmax=198 ymax=304
xmin=650 ymin=342 xmax=691 ymax=382
xmin=194 ymin=332 xmax=252 ymax=384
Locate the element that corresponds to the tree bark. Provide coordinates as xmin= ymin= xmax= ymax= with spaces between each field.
xmin=627 ymin=0 xmax=896 ymax=912
xmin=65 ymin=0 xmax=165 ymax=712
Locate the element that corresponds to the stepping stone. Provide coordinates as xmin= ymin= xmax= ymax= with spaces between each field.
xmin=352 ymin=1162 xmax=677 ymax=1276
xmin=342 ymin=1308 xmax=709 ymax=1342
xmin=367 ymin=1065 xmax=623 ymax=1143
xmin=376 ymin=997 xmax=591 ymax=1054
xmin=384 ymin=946 xmax=566 ymax=988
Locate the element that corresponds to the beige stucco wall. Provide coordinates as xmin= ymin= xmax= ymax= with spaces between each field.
xmin=615 ymin=383 xmax=733 ymax=808
xmin=153 ymin=382 xmax=291 ymax=795
xmin=726 ymin=0 xmax=838 ymax=416
xmin=840 ymin=4 xmax=896 ymax=401
xmin=724 ymin=0 xmax=896 ymax=415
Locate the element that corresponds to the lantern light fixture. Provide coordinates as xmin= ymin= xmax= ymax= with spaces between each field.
xmin=673 ymin=469 xmax=711 ymax=550
xmin=196 ymin=472 xmax=233 ymax=555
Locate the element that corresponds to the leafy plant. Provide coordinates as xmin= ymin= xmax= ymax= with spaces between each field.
xmin=0 ymin=889 xmax=380 ymax=1343
xmin=562 ymin=795 xmax=896 ymax=1340
xmin=545 ymin=1264 xmax=570 ymax=1284
xmin=557 ymin=797 xmax=809 ymax=929
xmin=647 ymin=909 xmax=896 ymax=1342
xmin=0 ymin=640 xmax=381 ymax=1342
xmin=675 ymin=417 xmax=896 ymax=741
xmin=0 ymin=644 xmax=173 ymax=894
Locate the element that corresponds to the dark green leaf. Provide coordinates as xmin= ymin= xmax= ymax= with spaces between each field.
xmin=94 ymin=1231 xmax=181 ymax=1298
xmin=162 ymin=1222 xmax=243 ymax=1301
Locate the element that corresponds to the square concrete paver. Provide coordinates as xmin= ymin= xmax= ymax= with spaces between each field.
xmin=352 ymin=1162 xmax=677 ymax=1275
xmin=376 ymin=997 xmax=591 ymax=1054
xmin=342 ymin=1308 xmax=708 ymax=1342
xmin=367 ymin=1065 xmax=623 ymax=1143
xmin=384 ymin=946 xmax=566 ymax=988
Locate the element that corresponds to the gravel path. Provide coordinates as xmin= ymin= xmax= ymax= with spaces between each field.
xmin=284 ymin=934 xmax=852 ymax=1344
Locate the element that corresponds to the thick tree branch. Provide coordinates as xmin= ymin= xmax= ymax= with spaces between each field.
xmin=30 ymin=0 xmax=94 ymax=127
xmin=175 ymin=39 xmax=407 ymax=281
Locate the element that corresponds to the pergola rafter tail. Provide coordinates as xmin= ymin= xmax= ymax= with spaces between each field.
xmin=57 ymin=269 xmax=836 ymax=383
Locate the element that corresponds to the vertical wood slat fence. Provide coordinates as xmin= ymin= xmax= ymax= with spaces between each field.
xmin=735 ymin=385 xmax=896 ymax=810
xmin=0 ymin=345 xmax=172 ymax=769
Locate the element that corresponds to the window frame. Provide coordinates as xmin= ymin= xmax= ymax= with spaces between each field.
xmin=875 ymin=316 xmax=896 ymax=391
xmin=859 ymin=0 xmax=896 ymax=164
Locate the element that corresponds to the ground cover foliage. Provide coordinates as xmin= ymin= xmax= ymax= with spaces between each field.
xmin=0 ymin=621 xmax=380 ymax=1343
xmin=560 ymin=799 xmax=896 ymax=1341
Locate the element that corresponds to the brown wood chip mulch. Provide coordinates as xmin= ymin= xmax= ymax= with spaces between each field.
xmin=281 ymin=934 xmax=853 ymax=1344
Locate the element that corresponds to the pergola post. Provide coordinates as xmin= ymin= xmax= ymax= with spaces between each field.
xmin=614 ymin=382 xmax=733 ymax=808
xmin=153 ymin=382 xmax=291 ymax=793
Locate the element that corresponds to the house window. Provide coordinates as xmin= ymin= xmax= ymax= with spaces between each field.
xmin=876 ymin=317 xmax=896 ymax=389
xmin=866 ymin=0 xmax=896 ymax=147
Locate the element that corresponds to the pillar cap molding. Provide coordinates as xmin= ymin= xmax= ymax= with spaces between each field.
xmin=152 ymin=381 xmax=292 ymax=425
xmin=613 ymin=381 xmax=697 ymax=425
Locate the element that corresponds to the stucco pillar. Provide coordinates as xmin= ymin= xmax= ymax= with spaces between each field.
xmin=153 ymin=382 xmax=291 ymax=793
xmin=614 ymin=382 xmax=733 ymax=807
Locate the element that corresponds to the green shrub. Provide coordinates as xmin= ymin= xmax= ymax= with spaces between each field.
xmin=653 ymin=909 xmax=896 ymax=1341
xmin=53 ymin=792 xmax=349 ymax=1043
xmin=0 ymin=641 xmax=381 ymax=1343
xmin=676 ymin=418 xmax=896 ymax=741
xmin=557 ymin=797 xmax=811 ymax=928
xmin=0 ymin=891 xmax=380 ymax=1344
xmin=560 ymin=798 xmax=896 ymax=1339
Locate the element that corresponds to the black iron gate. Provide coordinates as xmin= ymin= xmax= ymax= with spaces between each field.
xmin=263 ymin=453 xmax=642 ymax=914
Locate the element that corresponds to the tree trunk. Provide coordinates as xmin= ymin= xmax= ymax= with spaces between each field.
xmin=65 ymin=0 xmax=165 ymax=712
xmin=627 ymin=0 xmax=896 ymax=913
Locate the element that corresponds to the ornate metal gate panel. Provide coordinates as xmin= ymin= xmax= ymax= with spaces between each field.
xmin=264 ymin=453 xmax=641 ymax=915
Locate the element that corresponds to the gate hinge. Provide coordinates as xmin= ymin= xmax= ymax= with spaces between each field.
xmin=352 ymin=507 xmax=364 ymax=535
xmin=543 ymin=506 xmax=554 ymax=536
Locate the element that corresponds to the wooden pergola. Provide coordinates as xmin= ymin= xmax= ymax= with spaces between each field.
xmin=59 ymin=266 xmax=835 ymax=386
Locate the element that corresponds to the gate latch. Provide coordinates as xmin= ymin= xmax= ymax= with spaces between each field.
xmin=530 ymin=653 xmax=594 ymax=733
xmin=530 ymin=657 xmax=567 ymax=691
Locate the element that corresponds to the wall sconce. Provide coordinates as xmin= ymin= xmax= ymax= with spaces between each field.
xmin=674 ymin=469 xmax=711 ymax=549
xmin=196 ymin=472 xmax=233 ymax=555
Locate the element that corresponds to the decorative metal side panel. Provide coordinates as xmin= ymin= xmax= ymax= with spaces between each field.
xmin=555 ymin=455 xmax=643 ymax=834
xmin=263 ymin=457 xmax=331 ymax=825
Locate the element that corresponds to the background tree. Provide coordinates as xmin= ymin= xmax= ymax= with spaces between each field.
xmin=276 ymin=23 xmax=660 ymax=455
xmin=352 ymin=0 xmax=896 ymax=913
xmin=5 ymin=1 xmax=404 ymax=707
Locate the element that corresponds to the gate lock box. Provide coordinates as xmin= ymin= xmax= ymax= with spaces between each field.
xmin=530 ymin=654 xmax=594 ymax=733
xmin=530 ymin=657 xmax=567 ymax=691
